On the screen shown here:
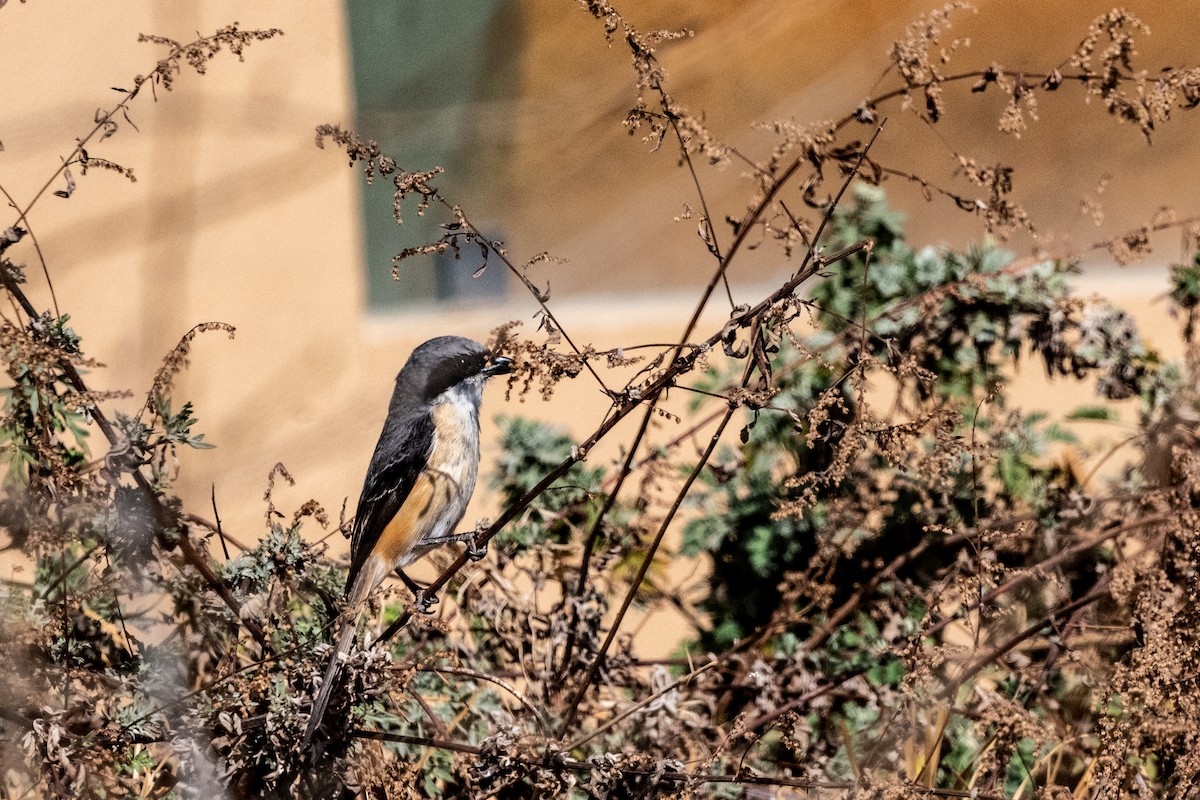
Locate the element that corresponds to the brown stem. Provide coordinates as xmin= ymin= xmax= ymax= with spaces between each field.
xmin=833 ymin=68 xmax=1137 ymax=132
xmin=409 ymin=688 xmax=450 ymax=740
xmin=556 ymin=355 xmax=752 ymax=736
xmin=564 ymin=658 xmax=719 ymax=750
xmin=10 ymin=79 xmax=141 ymax=230
xmin=0 ymin=182 xmax=59 ymax=317
xmin=664 ymin=104 xmax=733 ymax=307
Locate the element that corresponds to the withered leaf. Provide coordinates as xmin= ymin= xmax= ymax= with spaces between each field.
xmin=829 ymin=142 xmax=862 ymax=159
xmin=925 ymin=87 xmax=941 ymax=122
xmin=53 ymin=167 xmax=76 ymax=199
xmin=718 ymin=305 xmax=751 ymax=345
xmin=802 ymin=180 xmax=829 ymax=210
xmin=722 ymin=336 xmax=749 ymax=359
xmin=752 ymin=331 xmax=773 ymax=389
xmin=739 ymin=411 xmax=760 ymax=444
xmin=864 ymin=158 xmax=883 ymax=186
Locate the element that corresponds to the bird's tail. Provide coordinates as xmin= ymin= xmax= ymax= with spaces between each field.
xmin=299 ymin=560 xmax=381 ymax=752
xmin=299 ymin=613 xmax=355 ymax=752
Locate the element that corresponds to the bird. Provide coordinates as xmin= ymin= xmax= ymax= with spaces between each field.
xmin=300 ymin=335 xmax=512 ymax=751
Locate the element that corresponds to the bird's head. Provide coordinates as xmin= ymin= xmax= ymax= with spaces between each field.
xmin=398 ymin=336 xmax=513 ymax=404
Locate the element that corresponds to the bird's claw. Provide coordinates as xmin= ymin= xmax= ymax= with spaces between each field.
xmin=416 ymin=590 xmax=439 ymax=615
xmin=466 ymin=537 xmax=488 ymax=562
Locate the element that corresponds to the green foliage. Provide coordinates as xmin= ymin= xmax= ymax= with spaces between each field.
xmin=680 ymin=186 xmax=1133 ymax=651
xmin=112 ymin=396 xmax=216 ymax=492
xmin=816 ymin=612 xmax=904 ymax=686
xmin=1170 ymin=250 xmax=1200 ymax=341
xmin=488 ymin=415 xmax=607 ymax=550
xmin=155 ymin=396 xmax=214 ymax=450
xmin=0 ymin=313 xmax=93 ymax=486
xmin=816 ymin=186 xmax=1084 ymax=402
xmin=1067 ymin=404 xmax=1120 ymax=422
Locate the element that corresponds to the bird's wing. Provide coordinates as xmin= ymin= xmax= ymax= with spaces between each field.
xmin=304 ymin=412 xmax=434 ymax=752
xmin=344 ymin=411 xmax=436 ymax=595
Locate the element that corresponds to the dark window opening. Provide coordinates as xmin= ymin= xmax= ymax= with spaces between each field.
xmin=345 ymin=0 xmax=518 ymax=308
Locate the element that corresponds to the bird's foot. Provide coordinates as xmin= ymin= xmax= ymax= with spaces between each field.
xmin=395 ymin=568 xmax=438 ymax=614
xmin=466 ymin=537 xmax=488 ymax=562
xmin=415 ymin=589 xmax=439 ymax=615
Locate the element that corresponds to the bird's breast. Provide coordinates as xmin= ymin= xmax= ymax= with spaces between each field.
xmin=426 ymin=388 xmax=481 ymax=501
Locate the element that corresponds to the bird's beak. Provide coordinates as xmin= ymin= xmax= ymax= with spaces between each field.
xmin=482 ymin=355 xmax=514 ymax=377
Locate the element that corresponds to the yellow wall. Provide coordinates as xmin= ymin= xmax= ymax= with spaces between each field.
xmin=0 ymin=2 xmax=1194 ymax=592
